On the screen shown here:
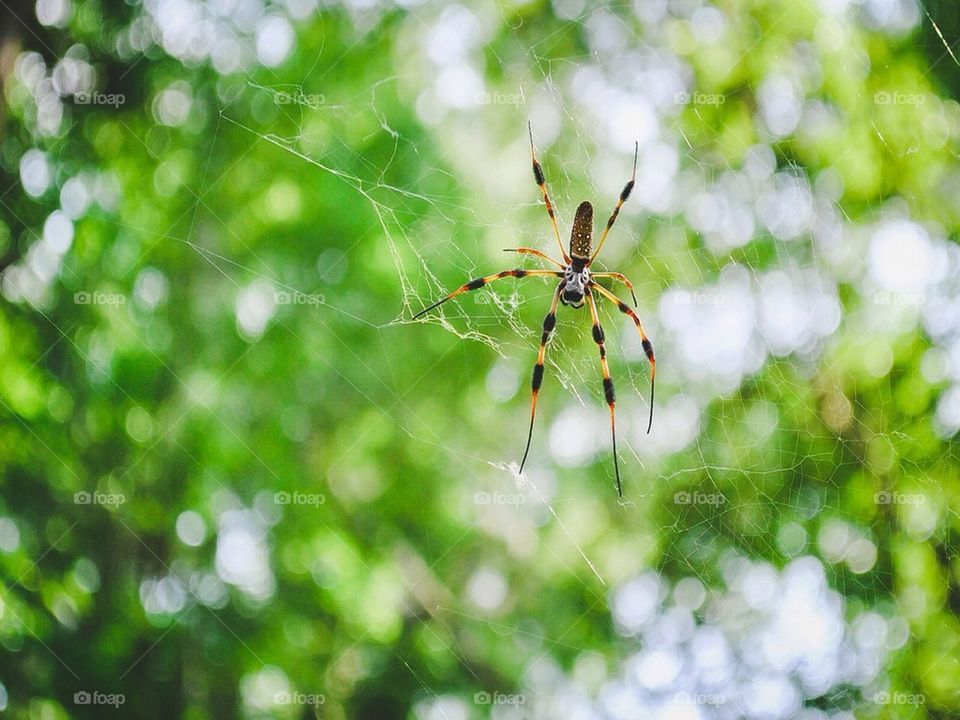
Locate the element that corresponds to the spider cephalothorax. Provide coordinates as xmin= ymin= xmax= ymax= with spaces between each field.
xmin=413 ymin=123 xmax=656 ymax=496
xmin=561 ymin=261 xmax=590 ymax=308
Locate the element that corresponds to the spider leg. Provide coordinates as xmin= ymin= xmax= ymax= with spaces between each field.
xmin=412 ymin=269 xmax=562 ymax=319
xmin=591 ymin=282 xmax=656 ymax=434
xmin=503 ymin=247 xmax=566 ymax=269
xmin=589 ymin=142 xmax=638 ymax=264
xmin=591 ymin=271 xmax=638 ymax=307
xmin=520 ymin=281 xmax=564 ymax=474
xmin=528 ymin=122 xmax=572 ymax=264
xmin=585 ymin=288 xmax=623 ymax=496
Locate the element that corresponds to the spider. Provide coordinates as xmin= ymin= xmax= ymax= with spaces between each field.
xmin=413 ymin=124 xmax=656 ymax=496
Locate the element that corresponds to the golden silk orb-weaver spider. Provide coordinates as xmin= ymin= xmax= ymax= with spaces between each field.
xmin=413 ymin=123 xmax=656 ymax=496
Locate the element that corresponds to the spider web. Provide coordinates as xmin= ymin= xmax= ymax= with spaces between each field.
xmin=205 ymin=1 xmax=953 ymax=711
xmin=192 ymin=2 xmax=953 ymax=717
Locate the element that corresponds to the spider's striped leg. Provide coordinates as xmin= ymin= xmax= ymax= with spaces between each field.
xmin=528 ymin=122 xmax=571 ymax=264
xmin=591 ymin=282 xmax=656 ymax=434
xmin=591 ymin=271 xmax=638 ymax=307
xmin=412 ymin=269 xmax=562 ymax=319
xmin=502 ymin=247 xmax=566 ymax=269
xmin=589 ymin=142 xmax=638 ymax=263
xmin=520 ymin=281 xmax=564 ymax=474
xmin=586 ymin=288 xmax=622 ymax=496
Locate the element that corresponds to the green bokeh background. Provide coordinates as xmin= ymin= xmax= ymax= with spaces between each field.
xmin=1 ymin=0 xmax=960 ymax=718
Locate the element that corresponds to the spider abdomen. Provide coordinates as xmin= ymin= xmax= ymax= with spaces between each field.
xmin=569 ymin=201 xmax=594 ymax=259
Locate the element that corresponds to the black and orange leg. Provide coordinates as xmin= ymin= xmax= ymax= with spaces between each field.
xmin=412 ymin=269 xmax=562 ymax=319
xmin=586 ymin=288 xmax=623 ymax=496
xmin=528 ymin=122 xmax=570 ymax=264
xmin=520 ymin=282 xmax=564 ymax=474
xmin=502 ymin=247 xmax=565 ymax=269
xmin=591 ymin=282 xmax=656 ymax=434
xmin=591 ymin=271 xmax=638 ymax=307
xmin=589 ymin=142 xmax=638 ymax=263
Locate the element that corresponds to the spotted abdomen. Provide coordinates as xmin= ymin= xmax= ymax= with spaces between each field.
xmin=569 ymin=201 xmax=593 ymax=260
